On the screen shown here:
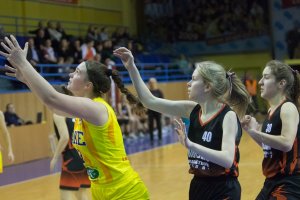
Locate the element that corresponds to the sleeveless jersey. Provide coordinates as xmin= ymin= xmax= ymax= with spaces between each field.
xmin=187 ymin=104 xmax=241 ymax=177
xmin=54 ymin=117 xmax=85 ymax=171
xmin=72 ymin=97 xmax=133 ymax=185
xmin=261 ymin=101 xmax=300 ymax=178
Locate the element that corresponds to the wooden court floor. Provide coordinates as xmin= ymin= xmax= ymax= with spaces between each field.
xmin=0 ymin=133 xmax=264 ymax=200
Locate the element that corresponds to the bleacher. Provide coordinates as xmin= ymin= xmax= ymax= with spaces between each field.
xmin=0 ymin=14 xmax=192 ymax=93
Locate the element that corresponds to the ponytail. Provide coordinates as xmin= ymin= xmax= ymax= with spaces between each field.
xmin=226 ymin=72 xmax=251 ymax=119
xmin=290 ymin=69 xmax=300 ymax=108
xmin=110 ymin=69 xmax=145 ymax=113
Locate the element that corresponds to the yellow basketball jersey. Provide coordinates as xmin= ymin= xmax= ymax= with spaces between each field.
xmin=72 ymin=97 xmax=133 ymax=185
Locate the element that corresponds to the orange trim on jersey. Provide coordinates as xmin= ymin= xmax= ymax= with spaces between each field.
xmin=233 ymin=146 xmax=239 ymax=177
xmin=271 ymin=185 xmax=287 ymax=200
xmin=107 ymin=110 xmax=116 ymax=145
xmin=268 ymin=99 xmax=286 ymax=120
xmin=290 ymin=140 xmax=298 ymax=174
xmin=280 ymin=153 xmax=287 ymax=174
xmin=82 ymin=122 xmax=113 ymax=182
xmin=198 ymin=104 xmax=226 ymax=126
xmin=62 ymin=158 xmax=72 ymax=171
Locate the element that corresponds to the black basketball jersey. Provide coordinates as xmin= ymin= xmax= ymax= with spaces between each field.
xmin=261 ymin=101 xmax=300 ymax=178
xmin=187 ymin=104 xmax=242 ymax=177
xmin=54 ymin=117 xmax=85 ymax=171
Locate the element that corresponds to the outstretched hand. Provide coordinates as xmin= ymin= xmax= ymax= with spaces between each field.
xmin=0 ymin=35 xmax=29 ymax=70
xmin=4 ymin=64 xmax=27 ymax=83
xmin=50 ymin=157 xmax=58 ymax=172
xmin=174 ymin=118 xmax=190 ymax=148
xmin=113 ymin=47 xmax=135 ymax=69
xmin=8 ymin=150 xmax=14 ymax=163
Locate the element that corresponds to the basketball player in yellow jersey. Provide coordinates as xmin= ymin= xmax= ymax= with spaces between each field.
xmin=0 ymin=110 xmax=14 ymax=173
xmin=0 ymin=35 xmax=149 ymax=200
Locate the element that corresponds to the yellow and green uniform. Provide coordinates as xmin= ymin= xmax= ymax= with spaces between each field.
xmin=72 ymin=97 xmax=149 ymax=200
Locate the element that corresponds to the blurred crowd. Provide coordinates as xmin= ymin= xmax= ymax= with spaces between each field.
xmin=26 ymin=21 xmax=144 ymax=70
xmin=144 ymin=0 xmax=269 ymax=42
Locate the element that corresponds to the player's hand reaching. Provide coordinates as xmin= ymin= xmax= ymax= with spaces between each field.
xmin=4 ymin=64 xmax=27 ymax=84
xmin=7 ymin=150 xmax=14 ymax=163
xmin=0 ymin=35 xmax=28 ymax=70
xmin=50 ymin=157 xmax=58 ymax=172
xmin=174 ymin=118 xmax=190 ymax=148
xmin=113 ymin=47 xmax=135 ymax=70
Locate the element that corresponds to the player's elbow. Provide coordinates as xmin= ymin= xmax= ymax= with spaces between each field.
xmin=223 ymin=159 xmax=234 ymax=169
xmin=223 ymin=152 xmax=234 ymax=169
xmin=279 ymin=136 xmax=294 ymax=152
xmin=281 ymin=143 xmax=293 ymax=152
xmin=44 ymin=92 xmax=61 ymax=109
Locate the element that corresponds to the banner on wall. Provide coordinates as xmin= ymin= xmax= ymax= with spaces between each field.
xmin=42 ymin=0 xmax=79 ymax=4
xmin=281 ymin=0 xmax=300 ymax=8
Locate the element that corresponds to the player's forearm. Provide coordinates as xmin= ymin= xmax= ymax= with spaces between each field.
xmin=252 ymin=130 xmax=292 ymax=152
xmin=127 ymin=64 xmax=156 ymax=106
xmin=19 ymin=60 xmax=59 ymax=107
xmin=53 ymin=138 xmax=68 ymax=159
xmin=188 ymin=141 xmax=234 ymax=169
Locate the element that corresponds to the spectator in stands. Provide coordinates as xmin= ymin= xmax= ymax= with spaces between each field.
xmin=285 ymin=21 xmax=300 ymax=59
xmin=101 ymin=40 xmax=113 ymax=61
xmin=41 ymin=39 xmax=57 ymax=64
xmin=112 ymin=27 xmax=127 ymax=46
xmin=127 ymin=40 xmax=138 ymax=55
xmin=94 ymin=53 xmax=102 ymax=63
xmin=45 ymin=21 xmax=62 ymax=42
xmin=34 ymin=28 xmax=46 ymax=51
xmin=175 ymin=54 xmax=193 ymax=75
xmin=26 ymin=37 xmax=40 ymax=68
xmin=117 ymin=95 xmax=144 ymax=139
xmin=4 ymin=103 xmax=24 ymax=127
xmin=86 ymin=25 xmax=98 ymax=42
xmin=56 ymin=22 xmax=68 ymax=40
xmin=95 ymin=42 xmax=103 ymax=55
xmin=28 ymin=20 xmax=45 ymax=36
xmin=98 ymin=27 xmax=109 ymax=42
xmin=57 ymin=38 xmax=74 ymax=65
xmin=81 ymin=39 xmax=96 ymax=61
xmin=0 ymin=110 xmax=14 ymax=172
xmin=70 ymin=39 xmax=83 ymax=64
xmin=117 ymin=95 xmax=131 ymax=139
xmin=104 ymin=58 xmax=115 ymax=69
xmin=147 ymin=78 xmax=164 ymax=145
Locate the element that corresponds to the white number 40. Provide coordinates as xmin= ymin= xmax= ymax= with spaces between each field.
xmin=202 ymin=131 xmax=212 ymax=142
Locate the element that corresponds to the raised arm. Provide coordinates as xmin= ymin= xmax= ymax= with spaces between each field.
xmin=50 ymin=114 xmax=69 ymax=171
xmin=113 ymin=47 xmax=196 ymax=118
xmin=0 ymin=111 xmax=14 ymax=163
xmin=0 ymin=35 xmax=106 ymax=126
